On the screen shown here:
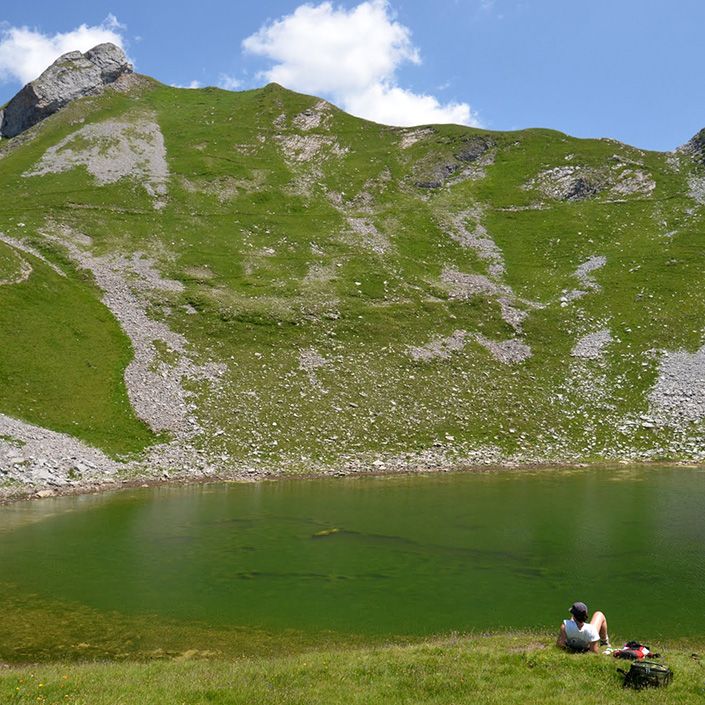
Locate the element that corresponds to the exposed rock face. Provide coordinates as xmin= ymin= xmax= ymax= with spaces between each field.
xmin=454 ymin=135 xmax=494 ymax=163
xmin=528 ymin=166 xmax=605 ymax=201
xmin=413 ymin=135 xmax=495 ymax=189
xmin=84 ymin=44 xmax=131 ymax=82
xmin=683 ymin=128 xmax=705 ymax=165
xmin=0 ymin=43 xmax=132 ymax=138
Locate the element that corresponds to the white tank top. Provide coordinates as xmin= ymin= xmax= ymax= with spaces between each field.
xmin=564 ymin=619 xmax=599 ymax=648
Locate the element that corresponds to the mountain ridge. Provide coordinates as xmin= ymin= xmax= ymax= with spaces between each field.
xmin=1 ymin=44 xmax=703 ymax=152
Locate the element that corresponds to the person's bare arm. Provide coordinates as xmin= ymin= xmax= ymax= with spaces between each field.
xmin=588 ymin=641 xmax=600 ymax=654
xmin=556 ymin=623 xmax=567 ymax=648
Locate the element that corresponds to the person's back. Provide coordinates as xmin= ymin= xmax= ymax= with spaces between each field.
xmin=557 ymin=601 xmax=610 ymax=653
xmin=563 ymin=617 xmax=600 ymax=651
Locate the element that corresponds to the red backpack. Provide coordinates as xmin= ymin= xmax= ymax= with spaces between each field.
xmin=613 ymin=641 xmax=657 ymax=660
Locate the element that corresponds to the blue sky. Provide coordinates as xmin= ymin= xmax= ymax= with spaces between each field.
xmin=1 ymin=0 xmax=703 ymax=150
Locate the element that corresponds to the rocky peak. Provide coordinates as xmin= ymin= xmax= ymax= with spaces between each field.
xmin=0 ymin=43 xmax=132 ymax=139
xmin=84 ymin=43 xmax=133 ymax=83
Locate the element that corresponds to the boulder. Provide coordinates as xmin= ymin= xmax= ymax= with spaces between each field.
xmin=0 ymin=43 xmax=132 ymax=139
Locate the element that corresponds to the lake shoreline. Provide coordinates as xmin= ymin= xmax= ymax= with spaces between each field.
xmin=2 ymin=456 xmax=702 ymax=506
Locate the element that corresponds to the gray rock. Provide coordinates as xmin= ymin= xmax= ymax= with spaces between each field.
xmin=528 ymin=166 xmax=605 ymax=202
xmin=0 ymin=43 xmax=132 ymax=138
xmin=564 ymin=175 xmax=601 ymax=201
xmin=454 ymin=135 xmax=494 ymax=163
xmin=682 ymin=127 xmax=705 ymax=165
xmin=84 ymin=44 xmax=131 ymax=83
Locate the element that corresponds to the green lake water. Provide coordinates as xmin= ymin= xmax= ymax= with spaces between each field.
xmin=1 ymin=466 xmax=704 ymax=661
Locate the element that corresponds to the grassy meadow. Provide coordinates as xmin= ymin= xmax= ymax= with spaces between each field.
xmin=2 ymin=633 xmax=704 ymax=704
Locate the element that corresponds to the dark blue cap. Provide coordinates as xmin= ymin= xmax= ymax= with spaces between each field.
xmin=570 ymin=602 xmax=589 ymax=621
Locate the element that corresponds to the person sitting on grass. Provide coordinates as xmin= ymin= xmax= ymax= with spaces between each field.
xmin=557 ymin=601 xmax=611 ymax=653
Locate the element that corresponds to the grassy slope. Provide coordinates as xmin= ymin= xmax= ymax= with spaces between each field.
xmin=2 ymin=634 xmax=704 ymax=704
xmin=0 ymin=92 xmax=159 ymax=457
xmin=0 ymin=81 xmax=703 ymax=463
xmin=0 ymin=248 xmax=154 ymax=457
xmin=0 ymin=252 xmax=153 ymax=455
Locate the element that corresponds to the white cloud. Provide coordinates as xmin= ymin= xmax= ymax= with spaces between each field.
xmin=218 ymin=74 xmax=241 ymax=91
xmin=0 ymin=15 xmax=127 ymax=86
xmin=346 ymin=83 xmax=473 ymax=127
xmin=242 ymin=0 xmax=479 ymax=127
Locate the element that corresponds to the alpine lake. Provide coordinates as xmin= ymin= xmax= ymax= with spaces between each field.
xmin=1 ymin=465 xmax=704 ymax=662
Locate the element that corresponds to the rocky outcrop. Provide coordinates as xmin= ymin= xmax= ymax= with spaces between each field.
xmin=0 ymin=43 xmax=132 ymax=139
xmin=683 ymin=127 xmax=705 ymax=165
xmin=454 ymin=135 xmax=494 ymax=163
xmin=413 ymin=135 xmax=495 ymax=189
xmin=527 ymin=166 xmax=605 ymax=201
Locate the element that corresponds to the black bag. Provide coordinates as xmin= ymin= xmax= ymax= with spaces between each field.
xmin=617 ymin=660 xmax=673 ymax=690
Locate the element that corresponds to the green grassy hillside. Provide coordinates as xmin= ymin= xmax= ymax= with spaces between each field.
xmin=1 ymin=78 xmax=704 ymax=481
